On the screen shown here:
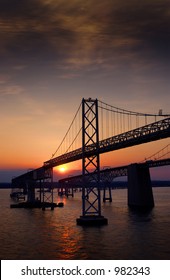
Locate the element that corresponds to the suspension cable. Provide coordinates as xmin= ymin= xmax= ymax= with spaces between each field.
xmin=51 ymin=101 xmax=82 ymax=159
xmin=98 ymin=99 xmax=170 ymax=117
xmin=144 ymin=144 xmax=170 ymax=161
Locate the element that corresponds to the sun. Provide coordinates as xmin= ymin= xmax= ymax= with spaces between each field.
xmin=59 ymin=167 xmax=66 ymax=172
xmin=58 ymin=165 xmax=67 ymax=173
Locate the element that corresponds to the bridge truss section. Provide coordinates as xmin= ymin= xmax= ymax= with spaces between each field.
xmin=36 ymin=167 xmax=54 ymax=209
xmin=11 ymin=166 xmax=55 ymax=210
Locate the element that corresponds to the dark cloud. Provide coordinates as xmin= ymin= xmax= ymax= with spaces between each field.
xmin=0 ymin=0 xmax=170 ymax=78
xmin=0 ymin=0 xmax=45 ymax=17
xmin=95 ymin=1 xmax=170 ymax=58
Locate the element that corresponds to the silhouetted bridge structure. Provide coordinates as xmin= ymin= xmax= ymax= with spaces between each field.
xmin=59 ymin=157 xmax=170 ymax=186
xmin=11 ymin=98 xmax=170 ymax=225
xmin=58 ymin=157 xmax=170 ymax=201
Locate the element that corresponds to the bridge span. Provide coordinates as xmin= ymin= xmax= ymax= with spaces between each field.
xmin=12 ymin=117 xmax=170 ymax=183
xmin=57 ymin=158 xmax=170 ymax=204
xmin=58 ymin=158 xmax=170 ymax=187
xmin=44 ymin=117 xmax=170 ymax=168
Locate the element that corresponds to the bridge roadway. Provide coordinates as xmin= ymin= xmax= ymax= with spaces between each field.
xmin=12 ymin=117 xmax=170 ymax=184
xmin=44 ymin=117 xmax=170 ymax=168
xmin=58 ymin=158 xmax=170 ymax=186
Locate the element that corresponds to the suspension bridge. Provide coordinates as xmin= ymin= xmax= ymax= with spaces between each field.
xmin=11 ymin=98 xmax=170 ymax=225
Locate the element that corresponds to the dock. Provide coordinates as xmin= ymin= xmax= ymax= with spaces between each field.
xmin=10 ymin=201 xmax=64 ymax=210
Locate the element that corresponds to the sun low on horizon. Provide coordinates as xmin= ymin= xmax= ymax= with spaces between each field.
xmin=59 ymin=166 xmax=66 ymax=173
xmin=54 ymin=165 xmax=68 ymax=174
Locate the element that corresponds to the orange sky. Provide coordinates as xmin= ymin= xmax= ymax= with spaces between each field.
xmin=0 ymin=95 xmax=169 ymax=181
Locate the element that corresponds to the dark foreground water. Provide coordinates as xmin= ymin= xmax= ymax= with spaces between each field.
xmin=0 ymin=188 xmax=170 ymax=260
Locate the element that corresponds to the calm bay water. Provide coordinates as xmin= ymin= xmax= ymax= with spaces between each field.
xmin=0 ymin=187 xmax=170 ymax=260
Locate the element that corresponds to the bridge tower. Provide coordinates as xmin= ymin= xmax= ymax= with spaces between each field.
xmin=77 ymin=98 xmax=108 ymax=225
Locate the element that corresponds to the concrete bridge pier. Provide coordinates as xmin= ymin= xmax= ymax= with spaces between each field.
xmin=103 ymin=185 xmax=112 ymax=202
xmin=127 ymin=163 xmax=154 ymax=209
xmin=27 ymin=182 xmax=36 ymax=202
xmin=65 ymin=187 xmax=74 ymax=197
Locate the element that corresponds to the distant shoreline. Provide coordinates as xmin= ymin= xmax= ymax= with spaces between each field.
xmin=0 ymin=180 xmax=170 ymax=189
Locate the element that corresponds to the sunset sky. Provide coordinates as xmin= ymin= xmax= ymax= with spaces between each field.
xmin=0 ymin=0 xmax=170 ymax=182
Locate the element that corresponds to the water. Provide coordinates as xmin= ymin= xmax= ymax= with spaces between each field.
xmin=0 ymin=188 xmax=170 ymax=260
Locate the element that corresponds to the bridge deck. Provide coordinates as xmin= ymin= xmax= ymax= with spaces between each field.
xmin=44 ymin=117 xmax=170 ymax=168
xmin=58 ymin=158 xmax=170 ymax=185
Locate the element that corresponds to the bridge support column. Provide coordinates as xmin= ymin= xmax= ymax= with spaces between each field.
xmin=42 ymin=168 xmax=54 ymax=210
xmin=128 ymin=163 xmax=154 ymax=209
xmin=66 ymin=187 xmax=74 ymax=197
xmin=27 ymin=181 xmax=35 ymax=202
xmin=77 ymin=98 xmax=108 ymax=226
xmin=103 ymin=185 xmax=112 ymax=202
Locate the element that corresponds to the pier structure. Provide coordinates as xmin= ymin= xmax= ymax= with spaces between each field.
xmin=127 ymin=163 xmax=154 ymax=209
